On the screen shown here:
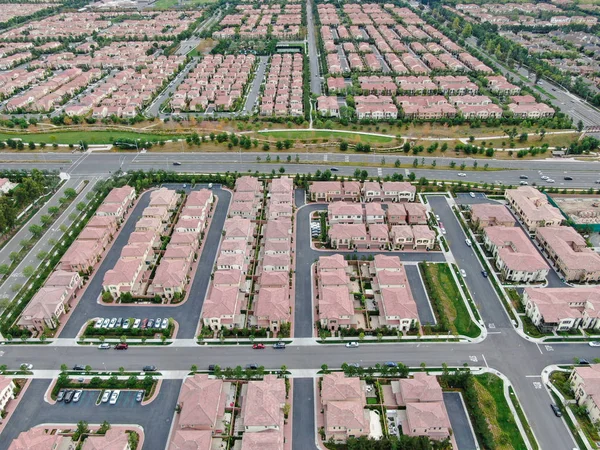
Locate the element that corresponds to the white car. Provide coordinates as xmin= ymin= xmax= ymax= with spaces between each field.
xmin=94 ymin=318 xmax=103 ymax=329
xmin=73 ymin=390 xmax=82 ymax=403
xmin=133 ymin=318 xmax=141 ymax=329
xmin=547 ymin=179 xmax=555 ymax=183
xmin=108 ymin=318 xmax=117 ymax=328
xmin=469 ymin=192 xmax=475 ymax=198
xmin=465 ymin=239 xmax=472 ymax=247
xmin=457 ymin=173 xmax=467 ymax=177
xmin=589 ymin=341 xmax=600 ymax=347
xmin=109 ymin=390 xmax=120 ymax=405
xmin=98 ymin=343 xmax=111 ymax=350
xmin=345 ymin=342 xmax=359 ymax=348
xmin=161 ymin=318 xmax=169 ymax=329
xmin=122 ymin=319 xmax=130 ymax=329
xmin=435 ymin=215 xmax=440 ymax=221
xmin=101 ymin=390 xmax=111 ymax=403
xmin=520 ymin=181 xmax=528 ymax=186
xmin=541 ymin=175 xmax=549 ymax=180
xmin=460 ymin=269 xmax=467 ymax=277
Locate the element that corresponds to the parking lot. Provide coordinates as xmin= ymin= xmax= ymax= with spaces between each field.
xmin=55 ymin=389 xmax=143 ymax=409
xmin=0 ymin=379 xmax=182 ymax=450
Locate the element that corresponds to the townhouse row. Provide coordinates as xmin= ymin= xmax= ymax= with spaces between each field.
xmin=171 ymin=54 xmax=255 ymax=113
xmin=329 ymin=222 xmax=435 ymax=250
xmin=321 ymin=372 xmax=452 ymax=444
xmin=260 ymin=53 xmax=304 ymax=117
xmin=171 ymin=374 xmax=288 ymax=450
xmin=10 ymin=427 xmax=133 ymax=450
xmin=18 ymin=186 xmax=136 ymax=333
xmin=201 ymin=177 xmax=262 ymax=332
xmin=310 ymin=180 xmax=416 ymax=203
xmin=317 ymin=255 xmax=420 ymax=332
xmin=102 ymin=188 xmax=213 ymax=301
xmin=328 ymin=201 xmax=427 ymax=226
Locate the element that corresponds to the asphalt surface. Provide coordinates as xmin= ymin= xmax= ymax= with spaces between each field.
xmin=0 ymin=177 xmax=98 ymax=307
xmin=443 ymin=392 xmax=477 ymax=450
xmin=292 ymin=378 xmax=317 ymax=450
xmin=3 ymin=152 xmax=600 ymax=189
xmin=405 ymin=265 xmax=435 ymax=325
xmin=242 ymin=56 xmax=269 ymax=115
xmin=0 ymin=379 xmax=181 ymax=450
xmin=306 ymin=0 xmax=322 ymax=95
xmin=60 ymin=184 xmax=230 ymax=339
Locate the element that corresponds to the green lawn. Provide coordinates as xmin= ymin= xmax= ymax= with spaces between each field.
xmin=475 ymin=373 xmax=528 ymax=450
xmin=420 ymin=262 xmax=480 ymax=338
xmin=259 ymin=130 xmax=395 ymax=144
xmin=0 ymin=131 xmax=188 ymax=145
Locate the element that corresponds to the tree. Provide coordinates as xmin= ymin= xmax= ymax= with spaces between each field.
xmin=73 ymin=421 xmax=89 ymax=441
xmin=48 ymin=206 xmax=59 ymax=216
xmin=578 ymin=120 xmax=584 ymax=132
xmin=40 ymin=215 xmax=52 ymax=226
xmin=119 ymin=366 xmax=125 ymax=375
xmin=539 ymin=128 xmax=546 ymax=140
xmin=340 ymin=141 xmax=348 ymax=151
xmin=321 ymin=364 xmax=329 ymax=374
xmin=60 ymin=364 xmax=68 ymax=372
xmin=69 ymin=213 xmax=77 ymax=221
xmin=98 ymin=421 xmax=111 ymax=434
xmin=0 ymin=264 xmax=9 ymax=275
xmin=358 ymin=332 xmax=365 ymax=342
xmin=279 ymin=166 xmax=285 ymax=174
xmin=76 ymin=202 xmax=85 ymax=211
xmin=64 ymin=188 xmax=77 ymax=199
xmin=36 ymin=250 xmax=48 ymax=260
xmin=29 ymin=223 xmax=43 ymax=237
xmin=23 ymin=266 xmax=34 ymax=277
xmin=191 ymin=364 xmax=198 ymax=373
xmin=85 ymin=365 xmax=92 ymax=372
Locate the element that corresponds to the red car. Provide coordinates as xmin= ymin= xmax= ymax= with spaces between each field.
xmin=115 ymin=343 xmax=128 ymax=350
xmin=252 ymin=343 xmax=265 ymax=349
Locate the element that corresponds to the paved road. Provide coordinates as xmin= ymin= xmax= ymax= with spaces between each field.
xmin=0 ymin=177 xmax=97 ymax=308
xmin=405 ymin=265 xmax=435 ymax=325
xmin=146 ymin=58 xmax=199 ymax=117
xmin=242 ymin=56 xmax=269 ymax=115
xmin=306 ymin=0 xmax=322 ymax=95
xmin=0 ymin=379 xmax=181 ymax=450
xmin=60 ymin=185 xmax=230 ymax=339
xmin=443 ymin=392 xmax=477 ymax=450
xmin=292 ymin=378 xmax=317 ymax=450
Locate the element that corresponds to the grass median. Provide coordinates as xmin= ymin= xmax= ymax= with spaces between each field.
xmin=419 ymin=262 xmax=480 ymax=338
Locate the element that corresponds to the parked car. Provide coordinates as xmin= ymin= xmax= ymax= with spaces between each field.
xmin=72 ymin=365 xmax=85 ymax=371
xmin=143 ymin=365 xmax=157 ymax=372
xmin=435 ymin=214 xmax=440 ymax=221
xmin=384 ymin=361 xmax=397 ymax=367
xmin=136 ymin=391 xmax=144 ymax=402
xmin=161 ymin=318 xmax=168 ymax=329
xmin=208 ymin=365 xmax=216 ymax=371
xmin=141 ymin=318 xmax=148 ymax=329
xmin=56 ymin=390 xmax=66 ymax=402
xmin=273 ymin=342 xmax=286 ymax=349
xmin=102 ymin=318 xmax=110 ymax=328
xmin=550 ymin=404 xmax=562 ymax=417
xmin=73 ymin=390 xmax=83 ymax=403
xmin=579 ymin=359 xmax=590 ymax=365
xmin=469 ymin=192 xmax=475 ymax=198
xmin=465 ymin=239 xmax=472 ymax=247
xmin=482 ymin=270 xmax=488 ymax=277
xmin=109 ymin=390 xmax=120 ymax=405
xmin=147 ymin=319 xmax=154 ymax=328
xmin=252 ymin=343 xmax=265 ymax=349
xmin=122 ymin=319 xmax=131 ymax=329
xmin=519 ymin=181 xmax=528 ymax=186
xmin=346 ymin=342 xmax=359 ymax=348
xmin=154 ymin=318 xmax=161 ymax=328
xmin=94 ymin=318 xmax=103 ymax=329
xmin=98 ymin=343 xmax=111 ymax=350
xmin=116 ymin=318 xmax=123 ymax=328
xmin=460 ymin=269 xmax=467 ymax=277
xmin=133 ymin=319 xmax=141 ymax=329
xmin=245 ymin=364 xmax=259 ymax=370
xmin=21 ymin=363 xmax=33 ymax=370
xmin=589 ymin=342 xmax=600 ymax=347
xmin=101 ymin=390 xmax=111 ymax=403
xmin=63 ymin=390 xmax=74 ymax=404
xmin=348 ymin=363 xmax=360 ymax=368
xmin=115 ymin=343 xmax=128 ymax=350
xmin=108 ymin=318 xmax=117 ymax=328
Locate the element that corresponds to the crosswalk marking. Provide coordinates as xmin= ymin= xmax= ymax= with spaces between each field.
xmin=533 ymin=382 xmax=542 ymax=389
xmin=323 ymin=155 xmax=328 ymax=162
xmin=377 ymin=168 xmax=383 ymax=176
xmin=545 ymin=345 xmax=554 ymax=352
xmin=469 ymin=355 xmax=478 ymax=362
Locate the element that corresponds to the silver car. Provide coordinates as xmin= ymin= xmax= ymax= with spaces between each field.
xmin=108 ymin=318 xmax=117 ymax=328
xmin=161 ymin=318 xmax=168 ymax=329
xmin=133 ymin=318 xmax=141 ymax=329
xmin=102 ymin=318 xmax=110 ymax=328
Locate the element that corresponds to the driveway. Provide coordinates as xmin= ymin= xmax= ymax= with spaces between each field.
xmin=292 ymin=378 xmax=318 ymax=449
xmin=443 ymin=392 xmax=477 ymax=450
xmin=0 ymin=379 xmax=181 ymax=450
xmin=405 ymin=265 xmax=435 ymax=325
xmin=60 ymin=185 xmax=231 ymax=339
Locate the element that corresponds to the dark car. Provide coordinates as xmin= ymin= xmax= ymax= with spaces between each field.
xmin=330 ymin=167 xmax=339 ymax=172
xmin=63 ymin=390 xmax=75 ymax=404
xmin=115 ymin=343 xmax=128 ymax=350
xmin=384 ymin=361 xmax=397 ymax=367
xmin=173 ymin=161 xmax=182 ymax=166
xmin=519 ymin=175 xmax=529 ymax=180
xmin=273 ymin=342 xmax=286 ymax=349
xmin=551 ymin=404 xmax=562 ymax=417
xmin=116 ymin=317 xmax=123 ymax=328
xmin=56 ymin=390 xmax=66 ymax=402
xmin=564 ymin=176 xmax=573 ymax=181
xmin=143 ymin=365 xmax=157 ymax=372
xmin=72 ymin=365 xmax=85 ymax=371
xmin=482 ymin=270 xmax=488 ymax=278
xmin=136 ymin=391 xmax=144 ymax=402
xmin=208 ymin=364 xmax=216 ymax=371
xmin=579 ymin=359 xmax=590 ymax=365
xmin=245 ymin=363 xmax=259 ymax=370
